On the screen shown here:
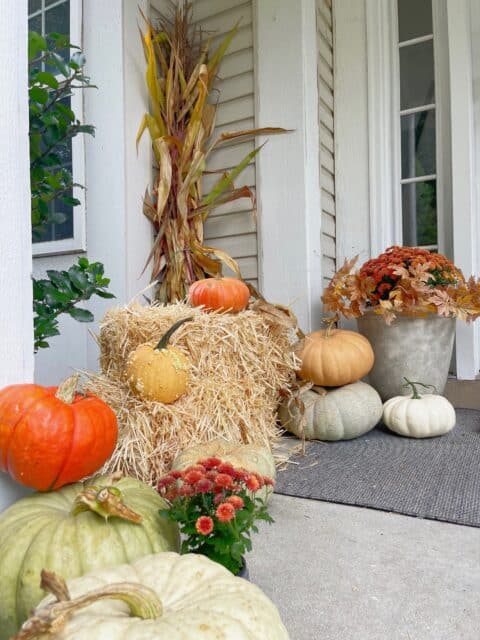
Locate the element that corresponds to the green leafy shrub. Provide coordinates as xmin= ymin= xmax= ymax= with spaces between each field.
xmin=29 ymin=31 xmax=114 ymax=351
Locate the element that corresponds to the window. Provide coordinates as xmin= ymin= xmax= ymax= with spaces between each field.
xmin=397 ymin=0 xmax=440 ymax=250
xmin=29 ymin=0 xmax=86 ymax=256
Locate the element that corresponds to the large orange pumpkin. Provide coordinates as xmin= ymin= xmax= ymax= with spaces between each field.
xmin=298 ymin=328 xmax=374 ymax=387
xmin=189 ymin=277 xmax=250 ymax=312
xmin=0 ymin=375 xmax=117 ymax=491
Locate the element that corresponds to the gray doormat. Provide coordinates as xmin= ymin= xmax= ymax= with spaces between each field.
xmin=275 ymin=409 xmax=480 ymax=527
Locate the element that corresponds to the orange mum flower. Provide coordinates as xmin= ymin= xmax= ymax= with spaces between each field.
xmin=215 ymin=473 xmax=234 ymax=489
xmin=215 ymin=502 xmax=236 ymax=522
xmin=226 ymin=495 xmax=244 ymax=510
xmin=183 ymin=469 xmax=204 ymax=485
xmin=245 ymin=474 xmax=260 ymax=492
xmin=196 ymin=516 xmax=214 ymax=535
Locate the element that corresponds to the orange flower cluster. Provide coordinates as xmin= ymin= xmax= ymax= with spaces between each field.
xmin=157 ymin=457 xmax=274 ymax=535
xmin=322 ymin=246 xmax=480 ymax=324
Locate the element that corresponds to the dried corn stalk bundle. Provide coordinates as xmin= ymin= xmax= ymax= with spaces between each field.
xmin=86 ymin=302 xmax=299 ymax=485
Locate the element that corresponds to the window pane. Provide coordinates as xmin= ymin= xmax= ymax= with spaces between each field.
xmin=45 ymin=1 xmax=69 ymax=36
xmin=401 ymin=109 xmax=436 ymax=178
xmin=400 ymin=41 xmax=435 ymax=109
xmin=28 ymin=0 xmax=42 ymax=14
xmin=398 ymin=0 xmax=432 ymax=42
xmin=29 ymin=14 xmax=42 ymax=33
xmin=402 ymin=180 xmax=437 ymax=246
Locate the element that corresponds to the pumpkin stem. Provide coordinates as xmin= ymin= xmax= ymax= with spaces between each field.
xmin=13 ymin=570 xmax=162 ymax=638
xmin=55 ymin=374 xmax=80 ymax=404
xmin=312 ymin=386 xmax=328 ymax=397
xmin=155 ymin=316 xmax=193 ymax=351
xmin=322 ymin=314 xmax=338 ymax=338
xmin=402 ymin=377 xmax=436 ymax=399
xmin=71 ymin=486 xmax=143 ymax=524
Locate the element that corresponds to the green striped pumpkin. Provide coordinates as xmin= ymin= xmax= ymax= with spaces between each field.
xmin=0 ymin=475 xmax=179 ymax=640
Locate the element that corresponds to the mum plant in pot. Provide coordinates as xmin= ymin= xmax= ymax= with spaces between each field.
xmin=156 ymin=456 xmax=275 ymax=577
xmin=322 ymin=246 xmax=480 ymax=400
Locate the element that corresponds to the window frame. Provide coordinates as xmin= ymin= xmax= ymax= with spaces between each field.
xmin=394 ymin=0 xmax=452 ymax=255
xmin=31 ymin=0 xmax=86 ymax=257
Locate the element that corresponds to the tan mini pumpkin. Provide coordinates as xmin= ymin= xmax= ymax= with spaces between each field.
xmin=172 ymin=439 xmax=276 ymax=502
xmin=278 ymin=381 xmax=382 ymax=441
xmin=298 ymin=326 xmax=374 ymax=386
xmin=126 ymin=317 xmax=191 ymax=403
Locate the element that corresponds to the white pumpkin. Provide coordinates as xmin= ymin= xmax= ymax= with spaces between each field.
xmin=382 ymin=379 xmax=456 ymax=438
xmin=19 ymin=553 xmax=289 ymax=640
xmin=172 ymin=439 xmax=276 ymax=502
xmin=278 ymin=381 xmax=383 ymax=441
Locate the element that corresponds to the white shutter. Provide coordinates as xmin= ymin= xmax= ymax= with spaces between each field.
xmin=317 ymin=0 xmax=336 ymax=290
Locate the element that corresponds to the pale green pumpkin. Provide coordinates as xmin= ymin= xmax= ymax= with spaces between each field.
xmin=0 ymin=475 xmax=180 ymax=640
xmin=278 ymin=381 xmax=383 ymax=441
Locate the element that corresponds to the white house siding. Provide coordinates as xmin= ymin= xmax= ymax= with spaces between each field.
xmin=317 ymin=0 xmax=336 ymax=291
xmin=191 ymin=0 xmax=259 ymax=288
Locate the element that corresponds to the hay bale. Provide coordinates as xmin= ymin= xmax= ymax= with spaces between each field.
xmin=86 ymin=301 xmax=299 ymax=485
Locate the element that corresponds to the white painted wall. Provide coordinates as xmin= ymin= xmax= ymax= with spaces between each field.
xmin=34 ymin=0 xmax=152 ymax=384
xmin=0 ymin=0 xmax=35 ymax=510
xmin=334 ymin=0 xmax=371 ymax=265
xmin=254 ymin=0 xmax=323 ymax=332
xmin=191 ymin=0 xmax=259 ymax=288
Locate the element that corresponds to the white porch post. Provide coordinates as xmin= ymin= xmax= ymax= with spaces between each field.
xmin=447 ymin=0 xmax=480 ymax=379
xmin=0 ymin=0 xmax=34 ymax=510
xmin=254 ymin=0 xmax=322 ymax=332
xmin=83 ymin=0 xmax=152 ymax=370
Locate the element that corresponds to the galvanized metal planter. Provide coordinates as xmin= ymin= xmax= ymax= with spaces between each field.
xmin=357 ymin=312 xmax=456 ymax=401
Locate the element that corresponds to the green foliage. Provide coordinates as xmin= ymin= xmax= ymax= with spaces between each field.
xmin=28 ymin=31 xmax=95 ymax=238
xmin=33 ymin=258 xmax=115 ymax=351
xmin=29 ymin=31 xmax=113 ymax=351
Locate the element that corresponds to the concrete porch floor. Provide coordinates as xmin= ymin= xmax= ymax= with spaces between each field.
xmin=246 ymin=495 xmax=480 ymax=640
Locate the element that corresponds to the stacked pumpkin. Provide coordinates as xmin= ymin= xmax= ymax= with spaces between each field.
xmin=278 ymin=322 xmax=383 ymax=441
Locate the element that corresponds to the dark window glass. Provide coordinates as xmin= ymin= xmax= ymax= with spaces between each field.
xmin=398 ymin=0 xmax=432 ymax=42
xmin=401 ymin=109 xmax=436 ymax=178
xmin=28 ymin=14 xmax=42 ymax=33
xmin=402 ymin=180 xmax=437 ymax=246
xmin=28 ymin=0 xmax=42 ymax=13
xmin=400 ymin=40 xmax=435 ymax=109
xmin=44 ymin=1 xmax=69 ymax=36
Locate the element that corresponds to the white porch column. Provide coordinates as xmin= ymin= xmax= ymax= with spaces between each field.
xmin=0 ymin=0 xmax=34 ymax=510
xmin=83 ymin=0 xmax=152 ymax=370
xmin=254 ymin=0 xmax=322 ymax=332
xmin=447 ymin=0 xmax=480 ymax=379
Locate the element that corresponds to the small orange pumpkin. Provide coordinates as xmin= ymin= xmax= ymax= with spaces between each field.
xmin=188 ymin=277 xmax=250 ymax=312
xmin=298 ymin=327 xmax=374 ymax=387
xmin=0 ymin=375 xmax=117 ymax=491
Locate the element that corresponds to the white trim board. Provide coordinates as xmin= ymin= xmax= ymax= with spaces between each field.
xmin=447 ymin=0 xmax=480 ymax=379
xmin=365 ymin=0 xmax=402 ymax=254
xmin=254 ymin=0 xmax=322 ymax=332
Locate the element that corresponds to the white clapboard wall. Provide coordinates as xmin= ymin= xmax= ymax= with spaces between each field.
xmin=190 ymin=0 xmax=257 ymax=287
xmin=317 ymin=0 xmax=336 ymax=290
xmin=150 ymin=0 xmax=257 ymax=286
